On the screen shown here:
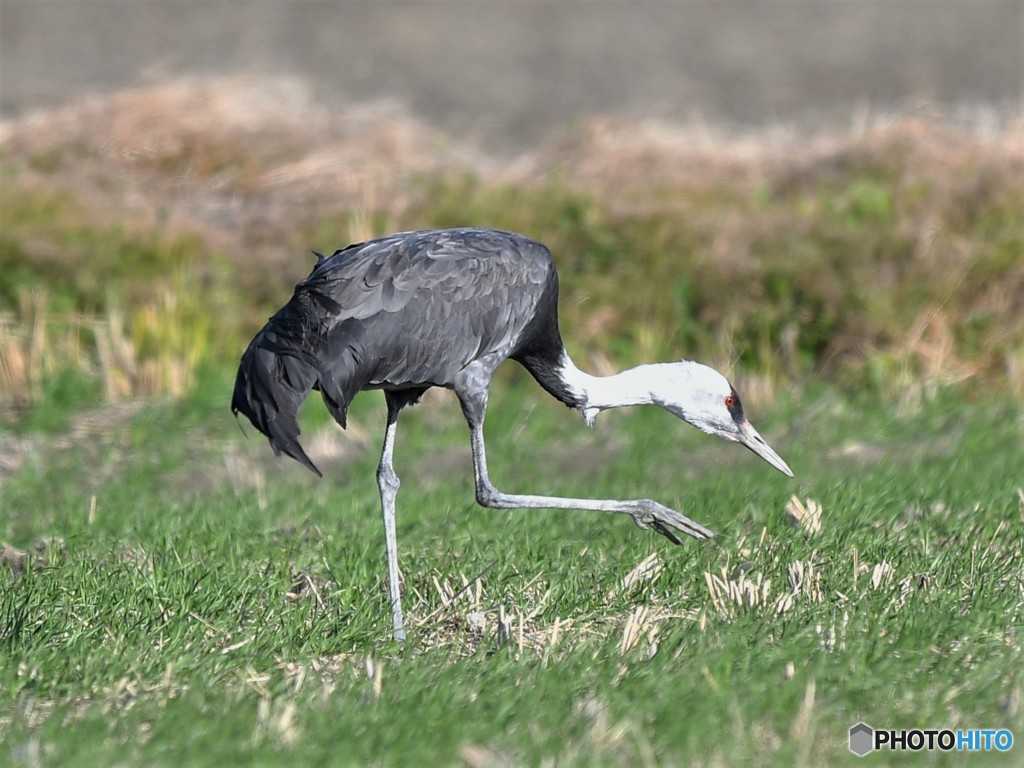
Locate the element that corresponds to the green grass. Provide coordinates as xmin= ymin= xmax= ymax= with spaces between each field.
xmin=2 ymin=369 xmax=1022 ymax=766
xmin=2 ymin=120 xmax=1023 ymax=765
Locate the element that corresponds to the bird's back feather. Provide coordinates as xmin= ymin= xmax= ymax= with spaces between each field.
xmin=232 ymin=228 xmax=570 ymax=473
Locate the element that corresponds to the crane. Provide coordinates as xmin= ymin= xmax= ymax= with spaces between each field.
xmin=232 ymin=227 xmax=793 ymax=641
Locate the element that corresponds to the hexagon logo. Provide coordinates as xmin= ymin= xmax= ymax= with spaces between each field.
xmin=849 ymin=722 xmax=874 ymax=757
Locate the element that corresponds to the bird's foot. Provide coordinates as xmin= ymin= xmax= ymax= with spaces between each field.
xmin=630 ymin=500 xmax=716 ymax=544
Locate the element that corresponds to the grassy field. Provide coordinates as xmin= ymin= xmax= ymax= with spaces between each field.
xmin=1 ymin=81 xmax=1023 ymax=765
xmin=2 ymin=370 xmax=1022 ymax=766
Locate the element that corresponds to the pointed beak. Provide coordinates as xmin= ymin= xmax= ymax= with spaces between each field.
xmin=737 ymin=421 xmax=794 ymax=477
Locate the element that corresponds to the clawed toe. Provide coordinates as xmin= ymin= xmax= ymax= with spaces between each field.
xmin=650 ymin=519 xmax=685 ymax=545
xmin=631 ymin=500 xmax=716 ymax=543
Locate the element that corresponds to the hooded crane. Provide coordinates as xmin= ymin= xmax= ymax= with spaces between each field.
xmin=232 ymin=227 xmax=793 ymax=641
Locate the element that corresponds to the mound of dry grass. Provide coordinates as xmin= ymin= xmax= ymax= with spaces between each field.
xmin=2 ymin=76 xmax=1023 ymax=410
xmin=0 ymin=76 xmax=480 ymax=271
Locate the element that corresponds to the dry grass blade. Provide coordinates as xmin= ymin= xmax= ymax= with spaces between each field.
xmin=704 ymin=567 xmax=774 ymax=619
xmin=416 ymin=561 xmax=498 ymax=628
xmin=496 ymin=605 xmax=512 ymax=647
xmin=870 ymin=561 xmax=894 ymax=590
xmin=0 ymin=290 xmax=84 ymax=408
xmin=608 ymin=552 xmax=662 ymax=599
xmin=618 ymin=605 xmax=664 ymax=657
xmin=785 ymin=496 xmax=823 ymax=535
xmin=618 ymin=606 xmax=648 ymax=655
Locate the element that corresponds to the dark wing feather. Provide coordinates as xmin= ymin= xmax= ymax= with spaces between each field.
xmin=233 ymin=227 xmax=556 ymax=473
xmin=303 ymin=228 xmax=554 ymax=390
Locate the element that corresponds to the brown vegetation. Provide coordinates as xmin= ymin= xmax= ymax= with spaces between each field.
xmin=2 ymin=76 xmax=1023 ymax=413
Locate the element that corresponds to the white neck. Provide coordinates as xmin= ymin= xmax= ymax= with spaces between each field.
xmin=558 ymin=356 xmax=665 ymax=426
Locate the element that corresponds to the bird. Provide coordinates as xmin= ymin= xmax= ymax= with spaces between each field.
xmin=232 ymin=227 xmax=793 ymax=641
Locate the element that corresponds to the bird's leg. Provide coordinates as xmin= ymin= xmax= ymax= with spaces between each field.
xmin=465 ymin=419 xmax=715 ymax=544
xmin=377 ymin=395 xmax=405 ymax=641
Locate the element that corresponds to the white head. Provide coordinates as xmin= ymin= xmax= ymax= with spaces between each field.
xmin=652 ymin=362 xmax=794 ymax=477
xmin=561 ymin=355 xmax=793 ymax=477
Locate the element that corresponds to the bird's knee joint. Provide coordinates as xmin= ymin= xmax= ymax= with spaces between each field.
xmin=377 ymin=465 xmax=400 ymax=493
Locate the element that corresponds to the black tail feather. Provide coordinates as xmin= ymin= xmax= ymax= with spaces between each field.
xmin=232 ymin=333 xmax=323 ymax=477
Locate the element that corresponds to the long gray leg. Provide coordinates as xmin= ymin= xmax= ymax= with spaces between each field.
xmin=377 ymin=394 xmax=405 ymax=641
xmin=454 ymin=364 xmax=715 ymax=543
xmin=467 ymin=421 xmax=714 ymax=542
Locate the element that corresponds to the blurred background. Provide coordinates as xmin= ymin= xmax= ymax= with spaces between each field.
xmin=3 ymin=1 xmax=1023 ymax=152
xmin=1 ymin=0 xmax=1023 ymax=424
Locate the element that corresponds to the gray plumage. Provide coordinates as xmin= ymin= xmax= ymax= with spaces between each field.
xmin=232 ymin=226 xmax=793 ymax=641
xmin=233 ymin=228 xmax=577 ymax=476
